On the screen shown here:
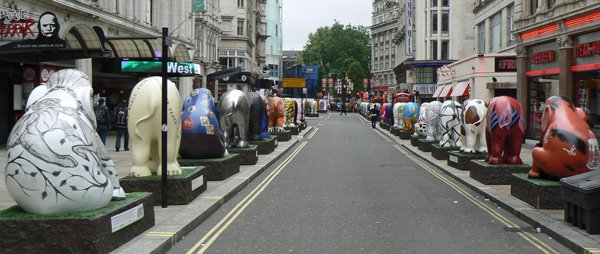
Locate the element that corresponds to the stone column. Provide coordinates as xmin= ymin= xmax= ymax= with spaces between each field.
xmin=516 ymin=45 xmax=529 ymax=132
xmin=558 ymin=35 xmax=574 ymax=101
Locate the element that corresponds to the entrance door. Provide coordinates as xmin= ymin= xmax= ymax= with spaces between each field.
xmin=493 ymin=89 xmax=517 ymax=99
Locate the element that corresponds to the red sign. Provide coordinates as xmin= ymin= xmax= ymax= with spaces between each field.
xmin=328 ymin=78 xmax=333 ymax=85
xmin=574 ymin=40 xmax=600 ymax=58
xmin=363 ymin=79 xmax=368 ymax=85
xmin=22 ymin=66 xmax=36 ymax=82
xmin=183 ymin=117 xmax=194 ymax=130
xmin=40 ymin=67 xmax=57 ymax=83
xmin=322 ymin=78 xmax=326 ymax=85
xmin=531 ymin=50 xmax=555 ymax=64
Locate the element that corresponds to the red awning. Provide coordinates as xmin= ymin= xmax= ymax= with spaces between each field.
xmin=450 ymin=81 xmax=470 ymax=97
xmin=432 ymin=85 xmax=445 ymax=98
xmin=440 ymin=84 xmax=453 ymax=98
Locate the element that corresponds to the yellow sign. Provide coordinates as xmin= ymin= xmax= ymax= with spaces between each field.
xmin=283 ymin=78 xmax=306 ymax=88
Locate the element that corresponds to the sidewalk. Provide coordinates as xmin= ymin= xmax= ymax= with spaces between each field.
xmin=0 ymin=127 xmax=312 ymax=254
xmin=369 ymin=117 xmax=600 ymax=254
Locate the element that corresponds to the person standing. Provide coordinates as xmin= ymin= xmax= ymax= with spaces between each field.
xmin=369 ymin=104 xmax=379 ymax=128
xmin=114 ymin=100 xmax=130 ymax=151
xmin=94 ymin=98 xmax=111 ymax=144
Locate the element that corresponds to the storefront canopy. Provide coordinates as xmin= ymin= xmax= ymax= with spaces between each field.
xmin=450 ymin=81 xmax=470 ymax=97
xmin=439 ymin=84 xmax=453 ymax=98
xmin=432 ymin=85 xmax=444 ymax=98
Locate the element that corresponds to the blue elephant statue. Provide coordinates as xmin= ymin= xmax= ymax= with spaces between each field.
xmin=403 ymin=102 xmax=419 ymax=131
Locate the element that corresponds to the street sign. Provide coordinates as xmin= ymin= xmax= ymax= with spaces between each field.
xmin=122 ymin=61 xmax=201 ymax=75
xmin=303 ymin=88 xmax=307 ymax=94
xmin=283 ymin=78 xmax=306 ymax=88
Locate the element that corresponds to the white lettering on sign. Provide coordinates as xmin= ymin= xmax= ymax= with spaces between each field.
xmin=449 ymin=155 xmax=458 ymax=163
xmin=406 ymin=0 xmax=413 ymax=56
xmin=167 ymin=62 xmax=201 ymax=74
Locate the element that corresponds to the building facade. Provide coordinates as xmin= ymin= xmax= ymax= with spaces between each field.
xmin=435 ymin=1 xmax=518 ymax=105
xmin=265 ymin=0 xmax=283 ymax=86
xmin=371 ymin=0 xmax=400 ymax=102
xmin=194 ymin=0 xmax=222 ymax=90
xmin=217 ymin=0 xmax=268 ymax=96
xmin=512 ymin=0 xmax=600 ymax=139
xmin=391 ymin=0 xmax=476 ymax=105
xmin=0 ymin=0 xmax=197 ymax=145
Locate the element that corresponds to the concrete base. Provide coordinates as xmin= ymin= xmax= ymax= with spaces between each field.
xmin=470 ymin=160 xmax=531 ymax=185
xmin=431 ymin=144 xmax=460 ymax=160
xmin=0 ymin=192 xmax=154 ymax=254
xmin=249 ymin=136 xmax=278 ymax=154
xmin=391 ymin=127 xmax=400 ymax=136
xmin=398 ymin=130 xmax=414 ymax=140
xmin=178 ymin=154 xmax=240 ymax=181
xmin=317 ymin=110 xmax=328 ymax=113
xmin=269 ymin=130 xmax=292 ymax=142
xmin=447 ymin=151 xmax=488 ymax=170
xmin=284 ymin=125 xmax=300 ymax=135
xmin=300 ymin=121 xmax=307 ymax=130
xmin=510 ymin=173 xmax=563 ymax=209
xmin=228 ymin=145 xmax=259 ymax=165
xmin=410 ymin=135 xmax=422 ymax=147
xmin=120 ymin=166 xmax=207 ymax=205
xmin=417 ymin=139 xmax=437 ymax=152
xmin=306 ymin=113 xmax=319 ymax=117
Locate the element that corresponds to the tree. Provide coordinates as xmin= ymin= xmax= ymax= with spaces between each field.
xmin=300 ymin=20 xmax=371 ymax=85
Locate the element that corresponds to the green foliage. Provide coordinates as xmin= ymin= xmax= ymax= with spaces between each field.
xmin=300 ymin=20 xmax=371 ymax=85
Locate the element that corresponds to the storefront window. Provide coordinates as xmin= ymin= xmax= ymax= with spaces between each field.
xmin=529 ymin=78 xmax=559 ymax=139
xmin=575 ymin=72 xmax=600 ymax=128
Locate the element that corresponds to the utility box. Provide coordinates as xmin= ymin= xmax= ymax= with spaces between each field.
xmin=561 ymin=170 xmax=600 ymax=234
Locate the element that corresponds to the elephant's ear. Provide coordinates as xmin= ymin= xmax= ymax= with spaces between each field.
xmin=540 ymin=105 xmax=554 ymax=134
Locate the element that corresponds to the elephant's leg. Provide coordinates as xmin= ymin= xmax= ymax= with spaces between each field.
xmin=505 ymin=130 xmax=524 ymax=165
xmin=130 ymin=137 xmax=153 ymax=177
xmin=484 ymin=128 xmax=493 ymax=162
xmin=488 ymin=128 xmax=507 ymax=165
xmin=222 ymin=127 xmax=232 ymax=148
xmin=234 ymin=113 xmax=250 ymax=148
xmin=164 ymin=131 xmax=182 ymax=176
xmin=476 ymin=130 xmax=488 ymax=153
xmin=529 ymin=147 xmax=546 ymax=178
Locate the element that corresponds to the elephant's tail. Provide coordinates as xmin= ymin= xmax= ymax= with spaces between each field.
xmin=133 ymin=87 xmax=160 ymax=139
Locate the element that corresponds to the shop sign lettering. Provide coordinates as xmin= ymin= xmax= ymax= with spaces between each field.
xmin=574 ymin=40 xmax=600 ymax=58
xmin=531 ymin=50 xmax=555 ymax=64
xmin=0 ymin=9 xmax=35 ymax=38
xmin=495 ymin=57 xmax=517 ymax=72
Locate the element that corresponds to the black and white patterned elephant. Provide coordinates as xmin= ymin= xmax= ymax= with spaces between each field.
xmin=219 ymin=90 xmax=251 ymax=148
xmin=5 ymin=69 xmax=125 ymax=214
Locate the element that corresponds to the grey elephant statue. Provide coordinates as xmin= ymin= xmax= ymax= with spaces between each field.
xmin=5 ymin=69 xmax=125 ymax=214
xmin=426 ymin=101 xmax=442 ymax=141
xmin=219 ymin=89 xmax=251 ymax=148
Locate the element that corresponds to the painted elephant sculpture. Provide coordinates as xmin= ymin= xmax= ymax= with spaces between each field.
xmin=426 ymin=101 xmax=442 ymax=141
xmin=403 ymin=102 xmax=418 ymax=132
xmin=485 ymin=96 xmax=525 ymax=165
xmin=295 ymin=99 xmax=303 ymax=125
xmin=128 ymin=77 xmax=182 ymax=177
xmin=385 ymin=103 xmax=394 ymax=124
xmin=5 ymin=69 xmax=125 ymax=214
xmin=283 ymin=98 xmax=296 ymax=127
xmin=246 ymin=92 xmax=266 ymax=141
xmin=438 ymin=100 xmax=463 ymax=147
xmin=530 ymin=96 xmax=600 ymax=179
xmin=414 ymin=102 xmax=430 ymax=136
xmin=179 ymin=88 xmax=227 ymax=159
xmin=269 ymin=96 xmax=285 ymax=132
xmin=392 ymin=103 xmax=403 ymax=128
xmin=219 ymin=90 xmax=251 ymax=148
xmin=381 ymin=103 xmax=389 ymax=122
xmin=460 ymin=99 xmax=488 ymax=154
xmin=311 ymin=100 xmax=318 ymax=114
xmin=260 ymin=95 xmax=271 ymax=138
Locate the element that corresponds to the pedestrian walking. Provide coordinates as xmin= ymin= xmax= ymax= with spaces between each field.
xmin=94 ymin=98 xmax=110 ymax=144
xmin=369 ymin=104 xmax=379 ymax=128
xmin=114 ymin=100 xmax=130 ymax=151
xmin=340 ymin=103 xmax=347 ymax=116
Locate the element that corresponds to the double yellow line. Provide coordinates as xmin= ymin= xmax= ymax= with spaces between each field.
xmin=186 ymin=141 xmax=308 ymax=254
xmin=307 ymin=128 xmax=319 ymax=139
xmin=375 ymin=129 xmax=393 ymax=142
xmin=393 ymin=145 xmax=559 ymax=254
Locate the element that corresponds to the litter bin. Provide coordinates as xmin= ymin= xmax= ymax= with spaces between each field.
xmin=560 ymin=170 xmax=600 ymax=234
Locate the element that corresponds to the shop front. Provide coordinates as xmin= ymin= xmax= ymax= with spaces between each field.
xmin=572 ymin=31 xmax=600 ymax=129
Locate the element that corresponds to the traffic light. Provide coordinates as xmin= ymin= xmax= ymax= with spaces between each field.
xmin=323 ymin=88 xmax=326 ymax=92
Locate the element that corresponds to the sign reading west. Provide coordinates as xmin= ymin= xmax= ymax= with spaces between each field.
xmin=122 ymin=61 xmax=202 ymax=75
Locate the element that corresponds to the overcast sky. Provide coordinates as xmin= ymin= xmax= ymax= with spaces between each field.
xmin=282 ymin=0 xmax=372 ymax=51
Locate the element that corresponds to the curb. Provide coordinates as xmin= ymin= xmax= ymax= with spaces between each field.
xmin=367 ymin=115 xmax=600 ymax=254
xmin=112 ymin=127 xmax=312 ymax=254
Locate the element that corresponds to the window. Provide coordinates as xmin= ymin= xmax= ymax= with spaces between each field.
xmin=269 ymin=64 xmax=279 ymax=77
xmin=490 ymin=12 xmax=502 ymax=52
xmin=432 ymin=12 xmax=438 ymax=36
xmin=431 ymin=40 xmax=438 ymax=60
xmin=237 ymin=20 xmax=244 ymax=36
xmin=477 ymin=22 xmax=485 ymax=53
xmin=442 ymin=11 xmax=449 ymax=36
xmin=432 ymin=0 xmax=438 ymax=7
xmin=442 ymin=0 xmax=449 ymax=7
xmin=416 ymin=66 xmax=437 ymax=84
xmin=442 ymin=40 xmax=449 ymax=60
xmin=507 ymin=5 xmax=515 ymax=46
xmin=276 ymin=24 xmax=279 ymax=37
xmin=547 ymin=0 xmax=555 ymax=8
xmin=238 ymin=0 xmax=244 ymax=7
xmin=530 ymin=0 xmax=538 ymax=15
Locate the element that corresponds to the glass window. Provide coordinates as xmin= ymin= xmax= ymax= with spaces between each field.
xmin=416 ymin=66 xmax=437 ymax=84
xmin=432 ymin=12 xmax=438 ymax=36
xmin=477 ymin=22 xmax=485 ymax=53
xmin=432 ymin=0 xmax=438 ymax=7
xmin=490 ymin=12 xmax=502 ymax=52
xmin=238 ymin=0 xmax=244 ymax=7
xmin=442 ymin=0 xmax=449 ymax=7
xmin=507 ymin=5 xmax=515 ymax=46
xmin=442 ymin=10 xmax=449 ymax=36
xmin=237 ymin=20 xmax=244 ymax=36
xmin=547 ymin=0 xmax=555 ymax=8
xmin=530 ymin=0 xmax=538 ymax=15
xmin=442 ymin=40 xmax=449 ymax=60
xmin=431 ymin=40 xmax=438 ymax=60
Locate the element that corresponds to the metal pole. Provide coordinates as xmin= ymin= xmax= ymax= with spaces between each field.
xmin=161 ymin=27 xmax=169 ymax=208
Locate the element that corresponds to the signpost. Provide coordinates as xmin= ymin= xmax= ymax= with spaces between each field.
xmin=161 ymin=28 xmax=169 ymax=208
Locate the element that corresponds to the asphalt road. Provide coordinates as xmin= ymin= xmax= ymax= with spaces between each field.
xmin=168 ymin=112 xmax=573 ymax=254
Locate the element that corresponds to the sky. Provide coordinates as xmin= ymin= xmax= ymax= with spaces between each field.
xmin=282 ymin=0 xmax=373 ymax=51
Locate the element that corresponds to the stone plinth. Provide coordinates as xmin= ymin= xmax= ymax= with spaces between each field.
xmin=0 ymin=192 xmax=154 ymax=254
xmin=398 ymin=130 xmax=414 ymax=140
xmin=284 ymin=125 xmax=300 ymax=135
xmin=306 ymin=113 xmax=319 ymax=117
xmin=269 ymin=130 xmax=292 ymax=142
xmin=417 ymin=139 xmax=437 ymax=152
xmin=447 ymin=151 xmax=488 ymax=170
xmin=120 ymin=166 xmax=206 ymax=205
xmin=391 ymin=127 xmax=400 ymax=136
xmin=249 ymin=136 xmax=278 ymax=154
xmin=470 ymin=160 xmax=531 ymax=185
xmin=410 ymin=135 xmax=422 ymax=146
xmin=228 ymin=145 xmax=259 ymax=165
xmin=178 ymin=154 xmax=240 ymax=181
xmin=510 ymin=173 xmax=563 ymax=209
xmin=431 ymin=144 xmax=460 ymax=160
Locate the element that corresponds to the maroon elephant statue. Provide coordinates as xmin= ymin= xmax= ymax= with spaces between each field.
xmin=485 ymin=96 xmax=525 ymax=165
xmin=529 ymin=96 xmax=599 ymax=180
